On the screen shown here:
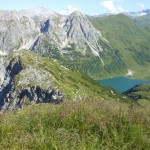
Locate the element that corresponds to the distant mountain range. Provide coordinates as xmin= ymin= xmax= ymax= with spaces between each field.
xmin=92 ymin=9 xmax=150 ymax=17
xmin=19 ymin=7 xmax=57 ymax=19
xmin=18 ymin=7 xmax=150 ymax=19
xmin=142 ymin=9 xmax=150 ymax=14
xmin=0 ymin=7 xmax=150 ymax=80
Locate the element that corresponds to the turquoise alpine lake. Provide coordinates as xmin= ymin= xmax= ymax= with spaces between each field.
xmin=98 ymin=77 xmax=150 ymax=93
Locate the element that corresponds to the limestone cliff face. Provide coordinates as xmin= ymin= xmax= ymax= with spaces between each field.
xmin=64 ymin=11 xmax=102 ymax=52
xmin=0 ymin=10 xmax=38 ymax=54
xmin=31 ymin=10 xmax=106 ymax=56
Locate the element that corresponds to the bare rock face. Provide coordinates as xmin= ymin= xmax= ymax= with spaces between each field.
xmin=64 ymin=11 xmax=101 ymax=51
xmin=0 ymin=56 xmax=6 ymax=85
xmin=0 ymin=10 xmax=38 ymax=54
xmin=31 ymin=10 xmax=105 ymax=56
xmin=19 ymin=7 xmax=58 ymax=30
xmin=0 ymin=52 xmax=64 ymax=112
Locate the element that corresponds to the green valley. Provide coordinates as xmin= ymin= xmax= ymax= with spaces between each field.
xmin=90 ymin=14 xmax=150 ymax=80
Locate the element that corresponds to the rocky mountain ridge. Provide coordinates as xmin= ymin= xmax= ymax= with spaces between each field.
xmin=31 ymin=10 xmax=108 ymax=62
xmin=0 ymin=49 xmax=125 ymax=111
xmin=28 ymin=10 xmax=125 ymax=79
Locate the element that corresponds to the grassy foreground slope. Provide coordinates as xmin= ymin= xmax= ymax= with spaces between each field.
xmin=0 ymin=99 xmax=150 ymax=149
xmin=0 ymin=50 xmax=150 ymax=149
xmin=90 ymin=14 xmax=150 ymax=80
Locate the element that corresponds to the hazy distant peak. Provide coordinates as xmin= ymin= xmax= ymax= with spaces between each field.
xmin=0 ymin=10 xmax=22 ymax=20
xmin=19 ymin=7 xmax=57 ymax=18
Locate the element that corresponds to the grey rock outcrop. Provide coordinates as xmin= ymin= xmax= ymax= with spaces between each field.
xmin=19 ymin=7 xmax=58 ymax=30
xmin=0 ymin=53 xmax=64 ymax=112
xmin=0 ymin=56 xmax=6 ymax=86
xmin=64 ymin=11 xmax=101 ymax=51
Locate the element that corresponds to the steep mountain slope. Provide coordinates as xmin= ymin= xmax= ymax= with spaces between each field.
xmin=0 ymin=49 xmax=126 ymax=111
xmin=0 ymin=10 xmax=38 ymax=54
xmin=30 ymin=11 xmax=126 ymax=79
xmin=124 ymin=84 xmax=150 ymax=107
xmin=90 ymin=14 xmax=150 ymax=80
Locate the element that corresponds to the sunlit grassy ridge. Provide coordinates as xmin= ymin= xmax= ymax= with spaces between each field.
xmin=0 ymin=99 xmax=150 ymax=149
xmin=9 ymin=49 xmax=128 ymax=103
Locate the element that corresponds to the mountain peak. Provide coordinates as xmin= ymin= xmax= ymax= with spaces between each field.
xmin=70 ymin=10 xmax=85 ymax=17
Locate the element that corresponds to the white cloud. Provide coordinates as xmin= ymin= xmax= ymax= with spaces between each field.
xmin=67 ymin=5 xmax=78 ymax=13
xmin=101 ymin=0 xmax=124 ymax=13
xmin=101 ymin=0 xmax=116 ymax=12
xmin=59 ymin=5 xmax=78 ymax=15
xmin=118 ymin=6 xmax=124 ymax=12
xmin=136 ymin=3 xmax=145 ymax=9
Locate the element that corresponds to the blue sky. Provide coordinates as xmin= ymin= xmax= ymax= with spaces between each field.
xmin=0 ymin=0 xmax=149 ymax=15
